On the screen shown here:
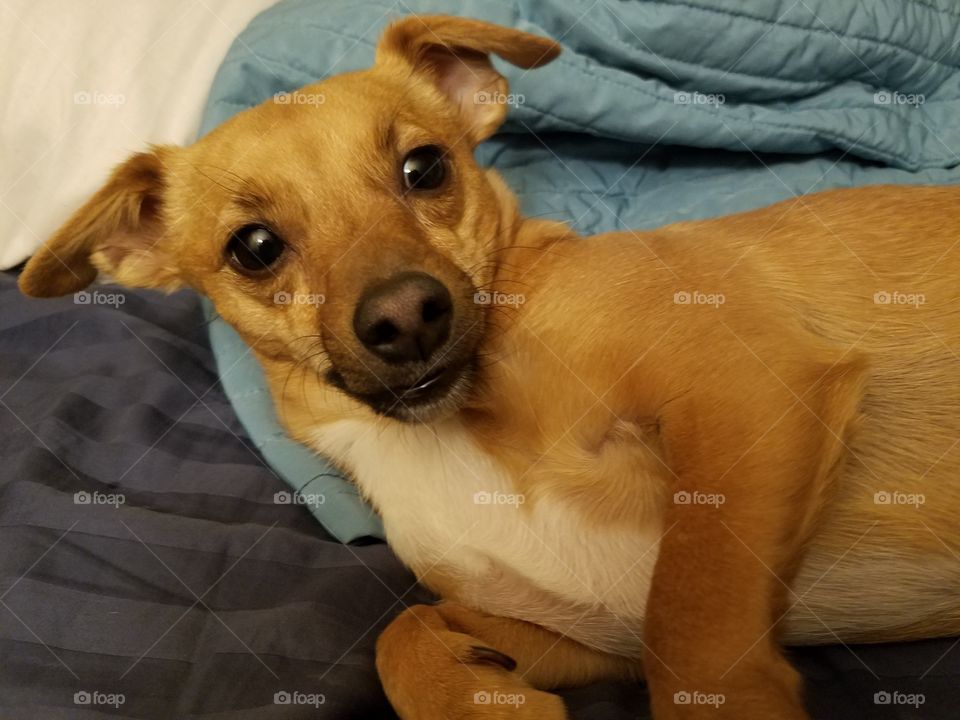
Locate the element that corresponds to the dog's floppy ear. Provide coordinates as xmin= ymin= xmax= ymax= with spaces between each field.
xmin=375 ymin=14 xmax=560 ymax=143
xmin=19 ymin=147 xmax=180 ymax=298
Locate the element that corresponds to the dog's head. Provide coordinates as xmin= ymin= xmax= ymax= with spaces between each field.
xmin=19 ymin=15 xmax=560 ymax=423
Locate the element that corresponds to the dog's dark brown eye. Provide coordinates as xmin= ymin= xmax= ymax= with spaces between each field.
xmin=402 ymin=145 xmax=446 ymax=191
xmin=226 ymin=225 xmax=285 ymax=272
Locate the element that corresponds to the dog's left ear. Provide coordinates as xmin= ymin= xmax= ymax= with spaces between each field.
xmin=19 ymin=147 xmax=180 ymax=298
xmin=375 ymin=14 xmax=561 ymax=143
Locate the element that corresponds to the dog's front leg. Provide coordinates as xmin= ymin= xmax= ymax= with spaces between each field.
xmin=639 ymin=385 xmax=854 ymax=720
xmin=376 ymin=601 xmax=640 ymax=719
xmin=643 ymin=500 xmax=808 ymax=720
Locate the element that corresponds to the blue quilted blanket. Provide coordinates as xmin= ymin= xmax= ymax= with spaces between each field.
xmin=201 ymin=0 xmax=960 ymax=542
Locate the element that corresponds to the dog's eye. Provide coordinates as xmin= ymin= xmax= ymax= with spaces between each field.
xmin=402 ymin=145 xmax=446 ymax=191
xmin=226 ymin=225 xmax=285 ymax=272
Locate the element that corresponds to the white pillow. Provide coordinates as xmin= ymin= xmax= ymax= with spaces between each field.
xmin=0 ymin=0 xmax=279 ymax=270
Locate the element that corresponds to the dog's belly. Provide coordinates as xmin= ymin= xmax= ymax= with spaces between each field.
xmin=440 ymin=550 xmax=653 ymax=658
xmin=310 ymin=408 xmax=960 ymax=653
xmin=425 ymin=492 xmax=660 ymax=658
xmin=309 ymin=417 xmax=660 ymax=657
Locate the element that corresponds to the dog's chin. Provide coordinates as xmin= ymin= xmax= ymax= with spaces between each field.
xmin=327 ymin=361 xmax=474 ymax=424
xmin=384 ymin=367 xmax=473 ymax=424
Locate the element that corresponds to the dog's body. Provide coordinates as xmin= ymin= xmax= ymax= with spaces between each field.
xmin=19 ymin=14 xmax=960 ymax=719
xmin=274 ymin=184 xmax=960 ymax=658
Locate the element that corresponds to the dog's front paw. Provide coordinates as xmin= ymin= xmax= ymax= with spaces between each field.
xmin=376 ymin=604 xmax=568 ymax=720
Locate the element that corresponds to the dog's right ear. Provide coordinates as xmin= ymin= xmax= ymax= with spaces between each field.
xmin=19 ymin=146 xmax=180 ymax=298
xmin=375 ymin=14 xmax=561 ymax=143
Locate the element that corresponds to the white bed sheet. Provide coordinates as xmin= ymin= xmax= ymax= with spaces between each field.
xmin=0 ymin=0 xmax=278 ymax=269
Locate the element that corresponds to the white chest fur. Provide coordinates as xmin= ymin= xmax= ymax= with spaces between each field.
xmin=310 ymin=418 xmax=661 ymax=657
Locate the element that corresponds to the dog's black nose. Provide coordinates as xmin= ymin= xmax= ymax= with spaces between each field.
xmin=353 ymin=272 xmax=453 ymax=364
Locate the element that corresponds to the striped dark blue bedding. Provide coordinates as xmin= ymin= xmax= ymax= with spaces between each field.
xmin=0 ymin=270 xmax=956 ymax=719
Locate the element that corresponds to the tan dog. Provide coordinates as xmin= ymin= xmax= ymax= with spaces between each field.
xmin=19 ymin=14 xmax=960 ymax=720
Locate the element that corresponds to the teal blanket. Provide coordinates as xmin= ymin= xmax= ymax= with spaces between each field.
xmin=200 ymin=0 xmax=960 ymax=542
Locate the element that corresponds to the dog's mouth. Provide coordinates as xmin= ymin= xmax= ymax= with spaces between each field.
xmin=326 ymin=360 xmax=474 ymax=423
